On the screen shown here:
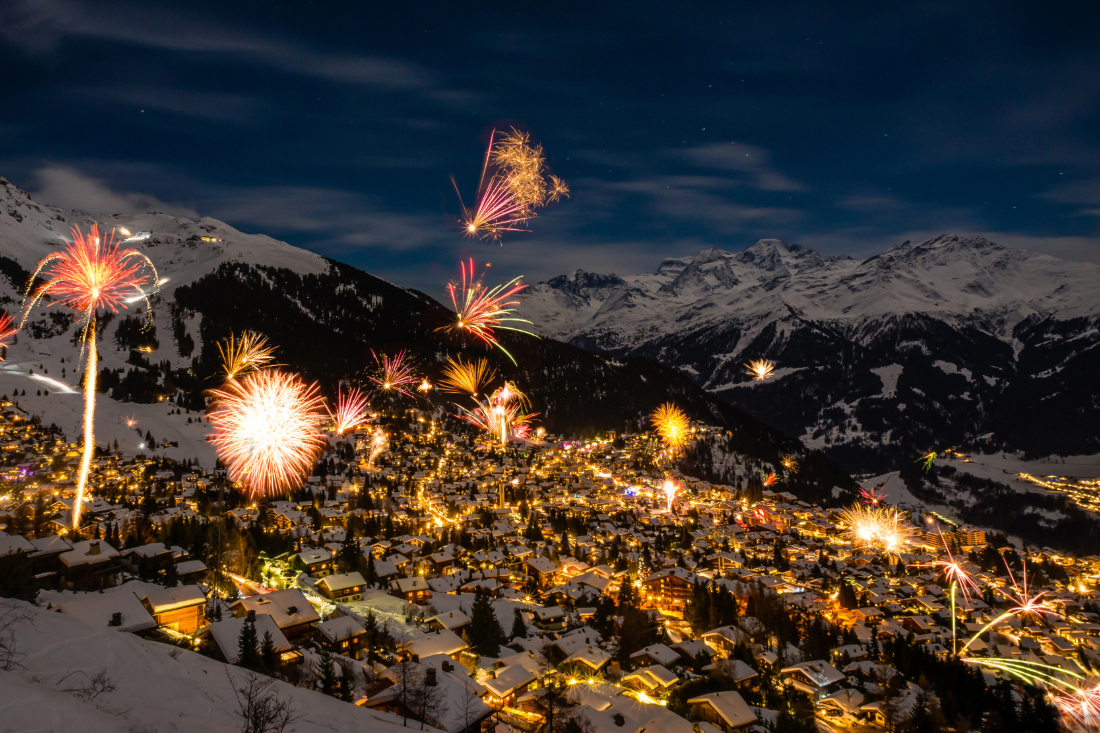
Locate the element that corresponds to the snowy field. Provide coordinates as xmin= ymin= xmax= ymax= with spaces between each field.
xmin=0 ymin=598 xmax=413 ymax=733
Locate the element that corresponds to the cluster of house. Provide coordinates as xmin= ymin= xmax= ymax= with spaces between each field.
xmin=7 ymin=402 xmax=1100 ymax=731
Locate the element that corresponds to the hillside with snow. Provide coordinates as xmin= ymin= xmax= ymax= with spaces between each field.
xmin=0 ymin=175 xmax=330 ymax=467
xmin=520 ymin=237 xmax=1100 ymax=471
xmin=0 ymin=598 xmax=412 ymax=732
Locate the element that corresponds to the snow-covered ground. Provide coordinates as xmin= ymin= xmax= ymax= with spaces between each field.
xmin=0 ymin=598 xmax=413 ymax=733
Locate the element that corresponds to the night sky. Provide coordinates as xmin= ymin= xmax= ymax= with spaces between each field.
xmin=2 ymin=1 xmax=1099 ymax=294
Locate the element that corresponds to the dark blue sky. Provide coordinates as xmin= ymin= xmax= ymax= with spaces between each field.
xmin=2 ymin=0 xmax=1099 ymax=293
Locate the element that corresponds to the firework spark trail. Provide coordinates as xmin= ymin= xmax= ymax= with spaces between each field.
xmin=367 ymin=426 xmax=389 ymax=468
xmin=662 ymin=479 xmax=679 ymax=513
xmin=959 ymin=559 xmax=1060 ymax=654
xmin=20 ymin=224 xmax=159 ymax=529
xmin=440 ymin=259 xmax=536 ymax=364
xmin=369 ymin=349 xmax=419 ymax=398
xmin=0 ymin=312 xmax=15 ymax=357
xmin=912 ymin=528 xmax=981 ymax=654
xmin=218 ymin=332 xmax=277 ymax=380
xmin=780 ymin=454 xmax=799 ymax=474
xmin=745 ymin=359 xmax=775 ymax=381
xmin=440 ymin=355 xmax=497 ymax=396
xmin=330 ymin=387 xmax=369 ymax=435
xmin=762 ymin=471 xmax=778 ymax=487
xmin=207 ymin=369 xmax=327 ymax=498
xmin=650 ymin=402 xmax=690 ymax=456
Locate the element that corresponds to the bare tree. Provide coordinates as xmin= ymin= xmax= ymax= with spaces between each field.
xmin=407 ymin=668 xmax=449 ymax=731
xmin=0 ymin=600 xmax=32 ymax=671
xmin=56 ymin=668 xmax=117 ymax=699
xmin=229 ymin=669 xmax=299 ymax=733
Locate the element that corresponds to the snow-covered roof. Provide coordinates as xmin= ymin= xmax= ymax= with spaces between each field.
xmin=54 ymin=590 xmax=156 ymax=634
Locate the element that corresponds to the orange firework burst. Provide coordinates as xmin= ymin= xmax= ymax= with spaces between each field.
xmin=780 ymin=454 xmax=799 ymax=474
xmin=418 ymin=378 xmax=433 ymax=393
xmin=840 ymin=503 xmax=914 ymax=553
xmin=207 ymin=369 xmax=327 ymax=498
xmin=745 ymin=359 xmax=775 ymax=381
xmin=369 ymin=349 xmax=418 ymax=398
xmin=440 ymin=259 xmax=536 ymax=364
xmin=456 ymin=382 xmax=537 ymax=446
xmin=20 ymin=224 xmax=159 ymax=529
xmin=440 ymin=355 xmax=496 ymax=396
xmin=650 ymin=402 xmax=690 ymax=456
xmin=218 ymin=331 xmax=277 ymax=380
xmin=455 ymin=129 xmax=567 ymax=243
xmin=0 ymin=311 xmax=16 ymax=358
xmin=761 ymin=471 xmax=778 ymax=487
xmin=330 ymin=386 xmax=369 ymax=435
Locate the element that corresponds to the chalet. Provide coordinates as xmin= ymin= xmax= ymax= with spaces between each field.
xmin=688 ymin=691 xmax=758 ymax=733
xmin=294 ymin=548 xmax=333 ymax=578
xmin=390 ymin=576 xmax=431 ymax=602
xmin=642 ymin=567 xmax=697 ymax=615
xmin=561 ymin=645 xmax=611 ymax=677
xmin=174 ymin=558 xmax=208 ymax=585
xmin=426 ymin=610 xmax=472 ymax=638
xmin=315 ymin=615 xmax=367 ymax=658
xmin=141 ymin=585 xmax=207 ymax=634
xmin=622 ymin=663 xmax=680 ymax=694
xmin=317 ymin=572 xmax=366 ymax=603
xmin=230 ymin=589 xmax=319 ymax=641
xmin=53 ymin=587 xmax=157 ymax=635
xmin=200 ymin=614 xmax=296 ymax=665
xmin=629 ymin=643 xmax=681 ymax=669
xmin=524 ymin=556 xmax=559 ymax=589
xmin=779 ymin=660 xmax=845 ymax=700
xmin=482 ymin=664 xmax=537 ymax=706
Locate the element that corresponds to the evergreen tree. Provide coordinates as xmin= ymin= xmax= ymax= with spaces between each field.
xmin=364 ymin=553 xmax=378 ymax=586
xmin=511 ymin=608 xmax=528 ymax=639
xmin=260 ymin=630 xmax=277 ymax=671
xmin=237 ymin=618 xmax=260 ymax=670
xmin=468 ymin=587 xmax=506 ymax=656
xmin=318 ymin=649 xmax=338 ymax=696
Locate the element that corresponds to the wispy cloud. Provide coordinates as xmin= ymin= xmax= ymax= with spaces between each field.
xmin=29 ymin=166 xmax=200 ymax=218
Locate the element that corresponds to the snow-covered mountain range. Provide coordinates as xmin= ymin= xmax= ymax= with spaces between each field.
xmin=520 ymin=237 xmax=1100 ymax=471
xmin=0 ymin=175 xmax=854 ymax=499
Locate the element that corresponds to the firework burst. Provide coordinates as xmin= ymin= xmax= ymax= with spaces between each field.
xmin=913 ymin=528 xmax=981 ymax=654
xmin=369 ymin=349 xmax=419 ymax=398
xmin=839 ymin=503 xmax=914 ymax=553
xmin=456 ymin=382 xmax=537 ymax=446
xmin=761 ymin=471 xmax=778 ymax=488
xmin=959 ymin=559 xmax=1060 ymax=655
xmin=780 ymin=454 xmax=799 ymax=474
xmin=662 ymin=479 xmax=679 ymax=513
xmin=218 ymin=331 xmax=277 ymax=380
xmin=455 ymin=129 xmax=567 ymax=243
xmin=860 ymin=484 xmax=889 ymax=505
xmin=367 ymin=426 xmax=389 ymax=468
xmin=330 ymin=387 xmax=369 ymax=435
xmin=207 ymin=369 xmax=327 ymax=498
xmin=745 ymin=359 xmax=776 ymax=381
xmin=0 ymin=311 xmax=15 ymax=358
xmin=917 ymin=451 xmax=937 ymax=471
xmin=650 ymin=402 xmax=690 ymax=456
xmin=440 ymin=259 xmax=536 ymax=364
xmin=20 ymin=224 xmax=159 ymax=529
xmin=440 ymin=355 xmax=497 ymax=396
